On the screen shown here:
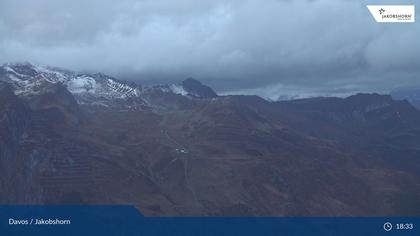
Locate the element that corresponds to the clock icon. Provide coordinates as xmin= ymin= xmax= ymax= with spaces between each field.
xmin=384 ymin=222 xmax=393 ymax=232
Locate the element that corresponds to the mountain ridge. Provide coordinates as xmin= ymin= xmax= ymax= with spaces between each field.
xmin=3 ymin=62 xmax=420 ymax=111
xmin=0 ymin=62 xmax=219 ymax=107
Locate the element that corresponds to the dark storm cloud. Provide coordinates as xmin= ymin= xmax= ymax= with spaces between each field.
xmin=0 ymin=0 xmax=419 ymax=99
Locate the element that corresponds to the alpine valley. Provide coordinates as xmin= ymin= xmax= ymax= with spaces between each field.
xmin=1 ymin=62 xmax=420 ymax=216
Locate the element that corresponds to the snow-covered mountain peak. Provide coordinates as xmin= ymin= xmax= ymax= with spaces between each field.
xmin=0 ymin=63 xmax=218 ymax=109
xmin=3 ymin=62 xmax=71 ymax=82
xmin=0 ymin=63 xmax=141 ymax=104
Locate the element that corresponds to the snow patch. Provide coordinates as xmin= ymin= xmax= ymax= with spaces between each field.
xmin=169 ymin=84 xmax=188 ymax=96
xmin=66 ymin=75 xmax=97 ymax=94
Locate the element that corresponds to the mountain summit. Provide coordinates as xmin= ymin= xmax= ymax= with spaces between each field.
xmin=181 ymin=78 xmax=218 ymax=98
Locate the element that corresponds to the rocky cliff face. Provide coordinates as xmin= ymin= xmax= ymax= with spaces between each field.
xmin=1 ymin=63 xmax=420 ymax=216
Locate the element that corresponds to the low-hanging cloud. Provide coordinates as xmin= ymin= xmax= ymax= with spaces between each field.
xmin=0 ymin=0 xmax=419 ymax=99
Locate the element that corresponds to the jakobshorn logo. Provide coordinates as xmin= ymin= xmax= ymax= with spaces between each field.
xmin=379 ymin=8 xmax=385 ymax=15
xmin=367 ymin=5 xmax=415 ymax=23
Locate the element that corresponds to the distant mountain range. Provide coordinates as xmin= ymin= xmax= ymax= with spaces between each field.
xmin=1 ymin=62 xmax=420 ymax=216
xmin=0 ymin=62 xmax=217 ymax=106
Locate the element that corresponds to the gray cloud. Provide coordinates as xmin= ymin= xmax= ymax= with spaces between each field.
xmin=0 ymin=0 xmax=419 ymax=98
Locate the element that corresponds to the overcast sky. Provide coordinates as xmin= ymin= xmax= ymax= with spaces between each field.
xmin=0 ymin=0 xmax=419 ymax=99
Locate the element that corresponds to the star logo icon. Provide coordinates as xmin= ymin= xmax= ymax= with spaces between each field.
xmin=379 ymin=8 xmax=385 ymax=14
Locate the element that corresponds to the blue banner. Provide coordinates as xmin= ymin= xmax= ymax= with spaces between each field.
xmin=0 ymin=206 xmax=419 ymax=236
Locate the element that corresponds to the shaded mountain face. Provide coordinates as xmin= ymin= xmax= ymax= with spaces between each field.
xmin=181 ymin=78 xmax=218 ymax=98
xmin=1 ymin=63 xmax=420 ymax=216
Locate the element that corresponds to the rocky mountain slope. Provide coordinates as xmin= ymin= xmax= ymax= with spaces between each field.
xmin=1 ymin=63 xmax=420 ymax=216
